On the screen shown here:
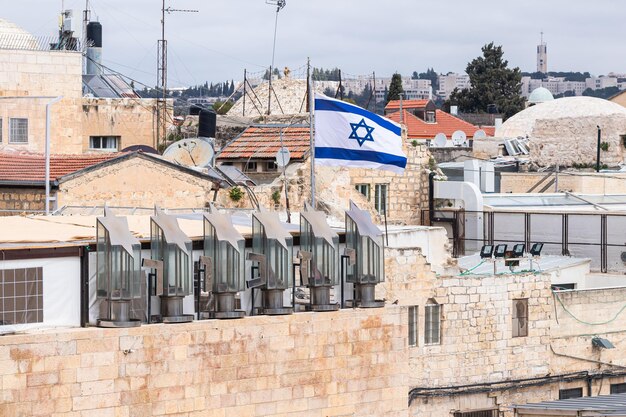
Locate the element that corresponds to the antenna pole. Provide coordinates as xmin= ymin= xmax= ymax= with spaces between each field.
xmin=308 ymin=57 xmax=316 ymax=208
xmin=372 ymin=71 xmax=376 ymax=114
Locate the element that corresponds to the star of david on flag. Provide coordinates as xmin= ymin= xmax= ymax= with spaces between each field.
xmin=314 ymin=94 xmax=407 ymax=174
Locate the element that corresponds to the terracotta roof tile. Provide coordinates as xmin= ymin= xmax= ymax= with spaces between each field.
xmin=218 ymin=126 xmax=311 ymax=160
xmin=0 ymin=152 xmax=123 ymax=183
xmin=480 ymin=126 xmax=496 ymax=137
xmin=387 ymin=110 xmax=481 ymax=139
xmin=385 ymin=99 xmax=431 ymax=110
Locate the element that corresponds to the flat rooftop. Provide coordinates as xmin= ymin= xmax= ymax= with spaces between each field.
xmin=457 ymin=253 xmax=590 ymax=276
xmin=483 ymin=193 xmax=626 ymax=212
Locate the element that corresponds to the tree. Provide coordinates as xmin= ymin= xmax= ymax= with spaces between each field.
xmin=386 ymin=73 xmax=404 ymax=104
xmin=582 ymin=86 xmax=620 ymax=99
xmin=448 ymin=42 xmax=525 ymax=119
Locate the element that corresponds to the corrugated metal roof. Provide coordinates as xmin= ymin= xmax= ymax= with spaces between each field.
xmin=514 ymin=393 xmax=626 ymax=416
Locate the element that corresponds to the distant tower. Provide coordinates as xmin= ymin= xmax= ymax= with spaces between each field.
xmin=537 ymin=32 xmax=547 ymax=73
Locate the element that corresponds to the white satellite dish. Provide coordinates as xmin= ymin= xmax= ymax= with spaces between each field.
xmin=433 ymin=133 xmax=447 ymax=147
xmin=162 ymin=137 xmax=215 ymax=168
xmin=452 ymin=130 xmax=467 ymax=146
xmin=473 ymin=129 xmax=487 ymax=140
xmin=275 ymin=146 xmax=291 ymax=168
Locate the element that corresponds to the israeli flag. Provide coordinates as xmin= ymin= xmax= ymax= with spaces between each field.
xmin=314 ymin=94 xmax=407 ymax=174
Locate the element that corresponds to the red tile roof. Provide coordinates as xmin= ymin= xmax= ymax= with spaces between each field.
xmin=218 ymin=126 xmax=311 ymax=160
xmin=480 ymin=126 xmax=496 ymax=137
xmin=0 ymin=152 xmax=123 ymax=183
xmin=387 ymin=110 xmax=482 ymax=139
xmin=385 ymin=99 xmax=430 ymax=111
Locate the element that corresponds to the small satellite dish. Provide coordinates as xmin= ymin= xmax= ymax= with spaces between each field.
xmin=452 ymin=130 xmax=467 ymax=146
xmin=162 ymin=137 xmax=215 ymax=168
xmin=473 ymin=129 xmax=487 ymax=140
xmin=433 ymin=133 xmax=447 ymax=147
xmin=275 ymin=146 xmax=291 ymax=168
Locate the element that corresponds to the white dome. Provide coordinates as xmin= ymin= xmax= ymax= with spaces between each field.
xmin=0 ymin=18 xmax=38 ymax=50
xmin=528 ymin=87 xmax=554 ymax=104
xmin=496 ymin=96 xmax=626 ymax=138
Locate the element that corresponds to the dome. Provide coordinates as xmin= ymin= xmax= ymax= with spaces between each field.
xmin=0 ymin=18 xmax=38 ymax=50
xmin=528 ymin=87 xmax=554 ymax=104
xmin=496 ymin=96 xmax=626 ymax=139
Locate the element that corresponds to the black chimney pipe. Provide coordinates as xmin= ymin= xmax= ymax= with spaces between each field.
xmin=198 ymin=110 xmax=217 ymax=138
xmin=596 ymin=125 xmax=601 ymax=172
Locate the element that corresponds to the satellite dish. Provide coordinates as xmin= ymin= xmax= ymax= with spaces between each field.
xmin=473 ymin=129 xmax=487 ymax=140
xmin=162 ymin=137 xmax=215 ymax=168
xmin=275 ymin=146 xmax=291 ymax=168
xmin=433 ymin=133 xmax=447 ymax=147
xmin=452 ymin=130 xmax=467 ymax=146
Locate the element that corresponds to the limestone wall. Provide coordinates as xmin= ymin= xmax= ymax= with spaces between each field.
xmin=0 ymin=187 xmax=45 ymax=214
xmin=57 ymin=156 xmax=215 ymax=209
xmin=0 ymin=307 xmax=410 ymax=417
xmin=529 ymin=116 xmax=626 ymax=167
xmin=500 ymin=171 xmax=626 ymax=193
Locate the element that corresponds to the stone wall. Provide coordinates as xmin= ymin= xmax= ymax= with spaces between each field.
xmin=218 ymin=142 xmax=432 ymax=225
xmin=500 ymin=171 xmax=626 ymax=193
xmin=57 ymin=156 xmax=215 ymax=209
xmin=529 ymin=116 xmax=626 ymax=167
xmin=0 ymin=307 xmax=410 ymax=417
xmin=0 ymin=187 xmax=45 ymax=214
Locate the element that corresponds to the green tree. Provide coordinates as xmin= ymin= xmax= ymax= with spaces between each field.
xmin=386 ymin=73 xmax=404 ymax=104
xmin=582 ymin=86 xmax=620 ymax=99
xmin=448 ymin=42 xmax=524 ymax=119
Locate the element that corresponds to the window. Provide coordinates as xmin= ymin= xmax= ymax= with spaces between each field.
xmin=408 ymin=306 xmax=418 ymax=346
xmin=374 ymin=184 xmax=388 ymax=215
xmin=512 ymin=298 xmax=528 ymax=337
xmin=265 ymin=161 xmax=277 ymax=171
xmin=611 ymin=383 xmax=626 ymax=394
xmin=424 ymin=300 xmax=441 ymax=345
xmin=551 ymin=283 xmax=576 ymax=291
xmin=453 ymin=410 xmax=498 ymax=417
xmin=559 ymin=388 xmax=583 ymax=400
xmin=245 ymin=161 xmax=257 ymax=172
xmin=9 ymin=118 xmax=28 ymax=144
xmin=89 ymin=136 xmax=120 ymax=151
xmin=355 ymin=184 xmax=370 ymax=200
xmin=425 ymin=111 xmax=436 ymax=123
xmin=0 ymin=267 xmax=43 ymax=325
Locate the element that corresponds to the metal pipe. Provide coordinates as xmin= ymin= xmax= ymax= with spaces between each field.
xmin=308 ymin=58 xmax=316 ymax=208
xmin=596 ymin=125 xmax=601 ymax=172
xmin=45 ymin=96 xmax=63 ymax=215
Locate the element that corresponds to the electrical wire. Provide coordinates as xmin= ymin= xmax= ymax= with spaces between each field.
xmin=552 ymin=290 xmax=626 ymax=326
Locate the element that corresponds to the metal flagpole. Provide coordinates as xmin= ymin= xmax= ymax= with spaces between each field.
xmin=308 ymin=58 xmax=316 ymax=208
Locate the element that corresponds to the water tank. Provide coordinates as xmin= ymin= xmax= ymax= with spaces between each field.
xmin=87 ymin=22 xmax=102 ymax=47
xmin=198 ymin=110 xmax=216 ymax=138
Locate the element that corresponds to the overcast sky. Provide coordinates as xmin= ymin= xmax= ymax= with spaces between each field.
xmin=4 ymin=1 xmax=625 ymax=88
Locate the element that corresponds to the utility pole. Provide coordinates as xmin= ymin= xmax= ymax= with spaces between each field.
xmin=157 ymin=1 xmax=198 ymax=151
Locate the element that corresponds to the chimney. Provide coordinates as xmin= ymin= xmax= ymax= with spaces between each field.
xmin=450 ymin=105 xmax=458 ymax=116
xmin=85 ymin=21 xmax=102 ymax=76
xmin=495 ymin=118 xmax=503 ymax=131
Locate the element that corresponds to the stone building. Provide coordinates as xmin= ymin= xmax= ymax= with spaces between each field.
xmin=0 ymin=18 xmax=161 ymax=154
xmin=495 ymin=96 xmax=626 ymax=167
xmin=0 ymin=151 xmax=221 ymax=213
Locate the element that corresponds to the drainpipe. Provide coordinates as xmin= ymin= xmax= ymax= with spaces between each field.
xmin=45 ymin=96 xmax=63 ymax=215
xmin=428 ymin=171 xmax=435 ymax=225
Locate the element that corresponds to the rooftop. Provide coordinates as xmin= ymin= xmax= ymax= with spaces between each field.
xmin=386 ymin=109 xmax=481 ymax=139
xmin=513 ymin=392 xmax=626 ymax=416
xmin=385 ymin=99 xmax=431 ymax=111
xmin=0 ymin=152 xmax=123 ymax=185
xmin=217 ymin=125 xmax=311 ymax=161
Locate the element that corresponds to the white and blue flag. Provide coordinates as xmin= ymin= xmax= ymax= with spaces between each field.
xmin=314 ymin=94 xmax=407 ymax=174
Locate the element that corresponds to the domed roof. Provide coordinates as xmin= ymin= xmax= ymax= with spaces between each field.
xmin=496 ymin=96 xmax=626 ymax=138
xmin=0 ymin=18 xmax=38 ymax=50
xmin=528 ymin=87 xmax=554 ymax=104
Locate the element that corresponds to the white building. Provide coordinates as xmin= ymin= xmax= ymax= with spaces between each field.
xmin=436 ymin=73 xmax=471 ymax=99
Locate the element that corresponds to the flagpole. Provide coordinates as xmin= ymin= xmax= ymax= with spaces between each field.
xmin=308 ymin=58 xmax=316 ymax=208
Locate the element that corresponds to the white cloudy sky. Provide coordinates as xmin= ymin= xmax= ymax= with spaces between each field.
xmin=4 ymin=0 xmax=625 ymax=88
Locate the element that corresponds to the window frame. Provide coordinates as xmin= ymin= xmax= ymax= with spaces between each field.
xmin=408 ymin=305 xmax=418 ymax=347
xmin=424 ymin=300 xmax=441 ymax=345
xmin=611 ymin=383 xmax=626 ymax=394
xmin=355 ymin=183 xmax=371 ymax=201
xmin=559 ymin=387 xmax=583 ymax=400
xmin=374 ymin=183 xmax=388 ymax=215
xmin=89 ymin=136 xmax=120 ymax=151
xmin=245 ymin=161 xmax=258 ymax=172
xmin=512 ymin=298 xmax=529 ymax=338
xmin=9 ymin=118 xmax=28 ymax=144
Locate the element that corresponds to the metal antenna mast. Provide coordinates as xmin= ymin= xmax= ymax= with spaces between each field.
xmin=265 ymin=0 xmax=286 ymax=115
xmin=157 ymin=1 xmax=198 ymax=151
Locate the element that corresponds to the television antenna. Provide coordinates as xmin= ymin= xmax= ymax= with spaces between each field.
xmin=265 ymin=0 xmax=286 ymax=115
xmin=157 ymin=1 xmax=199 ymax=151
